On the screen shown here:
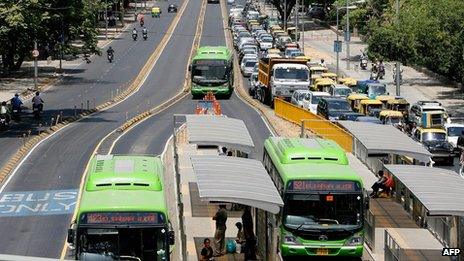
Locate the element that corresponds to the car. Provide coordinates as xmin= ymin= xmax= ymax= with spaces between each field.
xmin=258 ymin=36 xmax=273 ymax=51
xmin=302 ymin=91 xmax=330 ymax=113
xmin=207 ymin=0 xmax=220 ymax=3
xmin=307 ymin=5 xmax=326 ymax=20
xmin=328 ymin=84 xmax=352 ymax=97
xmin=445 ymin=122 xmax=464 ymax=148
xmin=317 ymin=97 xmax=353 ymax=121
xmin=284 ymin=48 xmax=300 ymax=58
xmin=227 ymin=0 xmax=235 ymax=4
xmin=241 ymin=59 xmax=258 ymax=77
xmin=239 ymin=48 xmax=258 ymax=63
xmin=167 ymin=4 xmax=178 ymax=13
xmin=290 ymin=90 xmax=311 ymax=108
xmin=338 ymin=112 xmax=364 ymax=121
xmin=355 ymin=116 xmax=382 ymax=124
xmin=248 ymin=72 xmax=260 ymax=97
xmin=413 ymin=127 xmax=457 ymax=166
xmin=410 ymin=100 xmax=447 ymax=125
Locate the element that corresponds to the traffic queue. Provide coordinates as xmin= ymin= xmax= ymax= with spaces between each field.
xmin=228 ymin=2 xmax=464 ymax=167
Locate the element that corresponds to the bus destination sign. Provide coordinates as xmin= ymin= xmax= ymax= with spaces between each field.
xmin=289 ymin=180 xmax=360 ymax=192
xmin=81 ymin=212 xmax=164 ymax=225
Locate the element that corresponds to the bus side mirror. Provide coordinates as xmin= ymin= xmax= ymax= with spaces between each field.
xmin=168 ymin=231 xmax=175 ymax=245
xmin=67 ymin=228 xmax=75 ymax=244
xmin=188 ymin=65 xmax=192 ymax=71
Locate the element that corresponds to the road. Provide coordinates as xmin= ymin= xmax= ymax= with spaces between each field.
xmin=0 ymin=1 xmax=180 ymax=171
xmin=0 ymin=0 xmax=204 ymax=257
xmin=113 ymin=0 xmax=272 ymax=159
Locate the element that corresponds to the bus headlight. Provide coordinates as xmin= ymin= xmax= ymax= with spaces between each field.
xmin=283 ymin=233 xmax=301 ymax=245
xmin=344 ymin=235 xmax=363 ymax=246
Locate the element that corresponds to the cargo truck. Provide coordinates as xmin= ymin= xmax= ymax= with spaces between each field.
xmin=256 ymin=57 xmax=310 ymax=107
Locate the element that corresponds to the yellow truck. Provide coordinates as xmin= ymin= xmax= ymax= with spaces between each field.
xmin=257 ymin=57 xmax=310 ymax=106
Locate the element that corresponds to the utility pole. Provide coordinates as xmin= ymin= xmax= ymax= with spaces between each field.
xmin=33 ymin=41 xmax=38 ymax=90
xmin=104 ymin=0 xmax=108 ymax=40
xmin=295 ymin=0 xmax=298 ymax=43
xmin=346 ymin=0 xmax=350 ymax=70
xmin=283 ymin=0 xmax=287 ymax=30
xmin=395 ymin=0 xmax=401 ymax=96
xmin=336 ymin=7 xmax=340 ymax=76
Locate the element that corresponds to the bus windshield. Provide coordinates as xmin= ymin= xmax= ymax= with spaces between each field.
xmin=192 ymin=60 xmax=229 ymax=84
xmin=78 ymin=227 xmax=167 ymax=260
xmin=283 ymin=193 xmax=363 ymax=231
xmin=368 ymin=85 xmax=386 ymax=97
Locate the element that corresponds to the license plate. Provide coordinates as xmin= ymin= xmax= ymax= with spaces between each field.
xmin=316 ymin=248 xmax=329 ymax=255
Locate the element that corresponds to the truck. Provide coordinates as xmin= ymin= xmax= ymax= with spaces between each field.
xmin=256 ymin=57 xmax=310 ymax=107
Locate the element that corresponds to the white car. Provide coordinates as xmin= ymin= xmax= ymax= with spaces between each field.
xmin=290 ymin=90 xmax=311 ymax=108
xmin=227 ymin=0 xmax=235 ymax=4
xmin=258 ymin=36 xmax=273 ymax=50
xmin=329 ymin=84 xmax=352 ymax=97
xmin=241 ymin=59 xmax=258 ymax=77
xmin=302 ymin=91 xmax=331 ymax=113
xmin=445 ymin=122 xmax=464 ymax=148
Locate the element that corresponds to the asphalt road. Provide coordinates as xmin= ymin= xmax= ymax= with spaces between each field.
xmin=0 ymin=0 xmax=205 ymax=257
xmin=113 ymin=1 xmax=272 ymax=159
xmin=0 ymin=1 xmax=177 ymax=170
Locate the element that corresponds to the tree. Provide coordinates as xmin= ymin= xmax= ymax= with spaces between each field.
xmin=269 ymin=0 xmax=296 ymax=26
xmin=0 ymin=0 xmax=103 ymax=71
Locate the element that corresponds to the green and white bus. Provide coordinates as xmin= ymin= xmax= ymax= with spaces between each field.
xmin=67 ymin=155 xmax=174 ymax=261
xmin=263 ymin=137 xmax=367 ymax=258
xmin=189 ymin=46 xmax=234 ymax=98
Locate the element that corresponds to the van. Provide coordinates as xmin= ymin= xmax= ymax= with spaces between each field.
xmin=317 ymin=97 xmax=353 ymax=121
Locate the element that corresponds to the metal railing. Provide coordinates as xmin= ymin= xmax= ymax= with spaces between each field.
xmin=385 ymin=230 xmax=401 ymax=261
xmin=365 ymin=209 xmax=376 ymax=251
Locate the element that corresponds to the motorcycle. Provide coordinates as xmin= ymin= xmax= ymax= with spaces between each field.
xmin=370 ymin=71 xmax=378 ymax=80
xmin=0 ymin=114 xmax=9 ymax=130
xmin=11 ymin=108 xmax=20 ymax=121
xmin=143 ymin=33 xmax=148 ymax=40
xmin=132 ymin=33 xmax=137 ymax=41
xmin=360 ymin=58 xmax=368 ymax=70
xmin=140 ymin=20 xmax=144 ymax=27
xmin=107 ymin=52 xmax=114 ymax=63
xmin=33 ymin=104 xmax=43 ymax=120
xmin=83 ymin=54 xmax=91 ymax=64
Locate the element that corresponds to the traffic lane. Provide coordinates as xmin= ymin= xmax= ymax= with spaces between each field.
xmin=200 ymin=2 xmax=226 ymax=46
xmin=112 ymin=97 xmax=193 ymax=155
xmin=0 ymin=0 xmax=202 ymax=257
xmin=0 ymin=1 xmax=179 ymax=171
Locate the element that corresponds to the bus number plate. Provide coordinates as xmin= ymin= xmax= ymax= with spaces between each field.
xmin=316 ymin=248 xmax=329 ymax=255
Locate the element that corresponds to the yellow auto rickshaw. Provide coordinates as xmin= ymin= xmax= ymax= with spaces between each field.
xmin=270 ymin=25 xmax=282 ymax=34
xmin=286 ymin=26 xmax=300 ymax=41
xmin=151 ymin=7 xmax=161 ymax=17
xmin=386 ymin=98 xmax=410 ymax=115
xmin=376 ymin=95 xmax=395 ymax=109
xmin=347 ymin=93 xmax=368 ymax=112
xmin=321 ymin=72 xmax=338 ymax=82
xmin=309 ymin=66 xmax=328 ymax=84
xmin=379 ymin=110 xmax=404 ymax=125
xmin=338 ymin=77 xmax=357 ymax=89
xmin=268 ymin=48 xmax=281 ymax=55
xmin=358 ymin=99 xmax=383 ymax=116
xmin=311 ymin=78 xmax=335 ymax=92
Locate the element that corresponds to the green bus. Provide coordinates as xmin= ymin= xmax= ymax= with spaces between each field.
xmin=67 ymin=155 xmax=174 ymax=260
xmin=263 ymin=137 xmax=367 ymax=259
xmin=189 ymin=46 xmax=234 ymax=98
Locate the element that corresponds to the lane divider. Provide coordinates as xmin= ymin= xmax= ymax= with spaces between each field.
xmin=0 ymin=0 xmax=191 ymax=185
xmin=219 ymin=0 xmax=278 ymax=136
xmin=59 ymin=0 xmax=207 ymax=259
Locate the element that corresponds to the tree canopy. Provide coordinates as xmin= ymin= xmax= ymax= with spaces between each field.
xmin=0 ymin=0 xmax=103 ymax=71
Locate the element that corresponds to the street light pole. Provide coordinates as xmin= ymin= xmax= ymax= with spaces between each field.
xmin=336 ymin=7 xmax=340 ymax=76
xmin=104 ymin=0 xmax=108 ymax=40
xmin=284 ymin=0 xmax=287 ymax=30
xmin=295 ymin=0 xmax=298 ymax=43
xmin=346 ymin=0 xmax=350 ymax=70
xmin=395 ymin=0 xmax=401 ymax=96
xmin=34 ymin=40 xmax=38 ymax=91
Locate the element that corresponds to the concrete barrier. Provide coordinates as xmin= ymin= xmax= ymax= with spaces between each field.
xmin=274 ymin=98 xmax=353 ymax=152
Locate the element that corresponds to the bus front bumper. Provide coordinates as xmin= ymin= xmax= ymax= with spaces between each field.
xmin=281 ymin=244 xmax=363 ymax=257
xmin=191 ymin=86 xmax=231 ymax=96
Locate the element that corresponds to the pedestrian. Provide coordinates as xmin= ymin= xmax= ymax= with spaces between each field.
xmin=235 ymin=222 xmax=246 ymax=253
xmin=242 ymin=206 xmax=253 ymax=236
xmin=212 ymin=204 xmax=227 ymax=257
xmin=10 ymin=93 xmax=23 ymax=113
xmin=459 ymin=150 xmax=464 ymax=176
xmin=370 ymin=170 xmax=387 ymax=198
xmin=200 ymin=238 xmax=214 ymax=260
xmin=244 ymin=228 xmax=257 ymax=260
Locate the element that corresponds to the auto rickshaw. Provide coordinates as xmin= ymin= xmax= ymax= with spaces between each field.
xmin=286 ymin=27 xmax=300 ymax=41
xmin=357 ymin=80 xmax=387 ymax=99
xmin=321 ymin=72 xmax=338 ymax=82
xmin=338 ymin=77 xmax=357 ymax=89
xmin=376 ymin=95 xmax=395 ymax=109
xmin=379 ymin=110 xmax=404 ymax=125
xmin=386 ymin=98 xmax=410 ymax=115
xmin=270 ymin=25 xmax=282 ymax=35
xmin=358 ymin=99 xmax=383 ymax=116
xmin=347 ymin=93 xmax=369 ymax=112
xmin=309 ymin=66 xmax=328 ymax=84
xmin=267 ymin=48 xmax=281 ymax=55
xmin=311 ymin=78 xmax=335 ymax=92
xmin=151 ymin=7 xmax=161 ymax=17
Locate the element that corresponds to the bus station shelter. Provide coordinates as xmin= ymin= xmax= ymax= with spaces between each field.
xmin=383 ymin=164 xmax=464 ymax=252
xmin=185 ymin=114 xmax=255 ymax=154
xmin=338 ymin=121 xmax=433 ymax=171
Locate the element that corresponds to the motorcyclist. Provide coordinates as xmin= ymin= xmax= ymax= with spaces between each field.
xmin=142 ymin=27 xmax=148 ymax=38
xmin=32 ymin=91 xmax=44 ymax=112
xmin=0 ymin=101 xmax=10 ymax=124
xmin=10 ymin=93 xmax=23 ymax=113
xmin=140 ymin=16 xmax=145 ymax=27
xmin=132 ymin=28 xmax=138 ymax=40
xmin=319 ymin=58 xmax=326 ymax=67
xmin=378 ymin=59 xmax=385 ymax=79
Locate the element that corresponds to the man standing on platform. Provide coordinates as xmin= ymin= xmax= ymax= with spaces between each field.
xmin=213 ymin=204 xmax=228 ymax=257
